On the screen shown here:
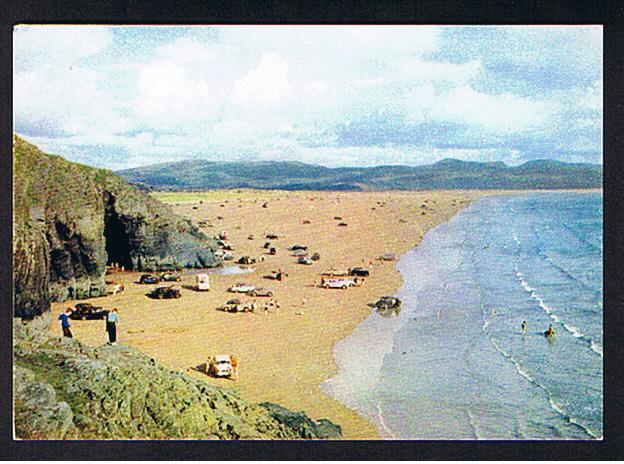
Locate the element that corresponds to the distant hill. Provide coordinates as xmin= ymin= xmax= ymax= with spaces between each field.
xmin=117 ymin=158 xmax=603 ymax=191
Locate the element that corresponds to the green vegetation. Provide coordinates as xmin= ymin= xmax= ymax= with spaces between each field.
xmin=13 ymin=316 xmax=342 ymax=440
xmin=118 ymin=158 xmax=603 ymax=192
xmin=152 ymin=189 xmax=289 ymax=204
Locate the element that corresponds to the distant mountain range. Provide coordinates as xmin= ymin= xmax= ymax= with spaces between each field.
xmin=116 ymin=158 xmax=603 ymax=191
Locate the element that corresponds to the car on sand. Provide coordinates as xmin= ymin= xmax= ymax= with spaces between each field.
xmin=160 ymin=272 xmax=181 ymax=282
xmin=375 ymin=296 xmax=401 ymax=309
xmin=228 ymin=283 xmax=256 ymax=293
xmin=148 ymin=286 xmax=182 ymax=299
xmin=139 ymin=274 xmax=160 ymax=284
xmin=321 ymin=277 xmax=356 ymax=289
xmin=70 ymin=303 xmax=109 ymax=320
xmin=349 ymin=267 xmax=370 ymax=277
xmin=207 ymin=354 xmax=233 ymax=377
xmin=248 ymin=287 xmax=273 ymax=297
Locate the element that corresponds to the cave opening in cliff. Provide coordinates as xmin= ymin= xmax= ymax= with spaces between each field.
xmin=104 ymin=197 xmax=134 ymax=270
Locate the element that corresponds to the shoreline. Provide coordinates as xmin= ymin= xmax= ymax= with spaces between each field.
xmin=48 ymin=189 xmax=576 ymax=439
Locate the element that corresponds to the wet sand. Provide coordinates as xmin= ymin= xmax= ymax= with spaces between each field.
xmin=51 ymin=189 xmax=482 ymax=439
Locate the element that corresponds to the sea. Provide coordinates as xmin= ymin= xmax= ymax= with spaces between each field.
xmin=323 ymin=192 xmax=603 ymax=440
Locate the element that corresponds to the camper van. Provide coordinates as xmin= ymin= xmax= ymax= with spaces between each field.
xmin=196 ymin=273 xmax=210 ymax=291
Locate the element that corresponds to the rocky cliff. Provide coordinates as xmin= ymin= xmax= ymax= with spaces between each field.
xmin=13 ymin=316 xmax=341 ymax=440
xmin=13 ymin=135 xmax=219 ymax=319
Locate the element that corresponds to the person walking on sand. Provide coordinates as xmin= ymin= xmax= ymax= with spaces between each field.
xmin=106 ymin=308 xmax=120 ymax=345
xmin=59 ymin=308 xmax=73 ymax=338
xmin=521 ymin=320 xmax=527 ymax=335
xmin=230 ymin=355 xmax=239 ymax=380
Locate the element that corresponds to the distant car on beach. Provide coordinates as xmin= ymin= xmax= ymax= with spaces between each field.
xmin=228 ymin=283 xmax=256 ymax=293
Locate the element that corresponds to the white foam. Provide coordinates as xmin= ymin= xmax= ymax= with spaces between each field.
xmin=591 ymin=341 xmax=603 ymax=357
xmin=375 ymin=402 xmax=397 ymax=439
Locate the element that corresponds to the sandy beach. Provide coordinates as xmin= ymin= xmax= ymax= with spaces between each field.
xmin=50 ymin=189 xmax=482 ymax=439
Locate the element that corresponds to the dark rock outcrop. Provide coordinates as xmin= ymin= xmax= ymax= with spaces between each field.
xmin=13 ymin=316 xmax=341 ymax=440
xmin=13 ymin=135 xmax=219 ymax=318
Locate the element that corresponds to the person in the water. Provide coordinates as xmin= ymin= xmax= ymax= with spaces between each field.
xmin=521 ymin=320 xmax=527 ymax=334
xmin=544 ymin=324 xmax=556 ymax=337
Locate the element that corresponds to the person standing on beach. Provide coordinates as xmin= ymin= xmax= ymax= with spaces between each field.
xmin=59 ymin=308 xmax=73 ymax=338
xmin=106 ymin=308 xmax=120 ymax=345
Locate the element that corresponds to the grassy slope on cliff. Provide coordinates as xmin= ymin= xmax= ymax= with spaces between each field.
xmin=13 ymin=316 xmax=341 ymax=440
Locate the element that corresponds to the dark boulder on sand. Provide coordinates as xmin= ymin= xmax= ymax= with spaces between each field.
xmin=13 ymin=135 xmax=220 ymax=318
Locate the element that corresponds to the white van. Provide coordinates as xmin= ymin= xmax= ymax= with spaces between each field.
xmin=196 ymin=273 xmax=210 ymax=291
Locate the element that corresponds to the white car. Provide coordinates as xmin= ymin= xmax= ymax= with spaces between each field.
xmin=322 ymin=278 xmax=356 ymax=289
xmin=228 ymin=283 xmax=256 ymax=293
xmin=208 ymin=355 xmax=233 ymax=377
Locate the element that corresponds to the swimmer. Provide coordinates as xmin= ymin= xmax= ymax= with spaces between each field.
xmin=521 ymin=320 xmax=527 ymax=334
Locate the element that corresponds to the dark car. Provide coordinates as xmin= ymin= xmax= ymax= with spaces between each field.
xmin=350 ymin=267 xmax=370 ymax=277
xmin=71 ymin=303 xmax=109 ymax=320
xmin=290 ymin=244 xmax=308 ymax=251
xmin=375 ymin=296 xmax=401 ymax=309
xmin=140 ymin=274 xmax=160 ymax=284
xmin=148 ymin=286 xmax=182 ymax=299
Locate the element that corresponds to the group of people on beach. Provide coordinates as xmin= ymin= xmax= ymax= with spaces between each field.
xmin=58 ymin=307 xmax=120 ymax=345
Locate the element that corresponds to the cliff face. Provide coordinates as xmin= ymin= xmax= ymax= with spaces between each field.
xmin=13 ymin=136 xmax=219 ymax=318
xmin=13 ymin=317 xmax=341 ymax=440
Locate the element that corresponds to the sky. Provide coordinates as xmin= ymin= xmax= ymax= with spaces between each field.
xmin=13 ymin=25 xmax=602 ymax=169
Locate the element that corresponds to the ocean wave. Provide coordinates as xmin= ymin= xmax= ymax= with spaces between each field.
xmin=375 ymin=402 xmax=397 ymax=439
xmin=490 ymin=338 xmax=597 ymax=440
xmin=537 ymin=251 xmax=602 ymax=305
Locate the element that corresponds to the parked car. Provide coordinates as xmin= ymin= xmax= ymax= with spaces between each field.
xmin=269 ymin=247 xmax=277 ymax=255
xmin=248 ymin=287 xmax=273 ymax=297
xmin=196 ymin=273 xmax=210 ymax=291
xmin=321 ymin=269 xmax=350 ymax=277
xmin=349 ymin=267 xmax=370 ymax=277
xmin=265 ymin=233 xmax=279 ymax=239
xmin=228 ymin=283 xmax=256 ymax=293
xmin=297 ymin=257 xmax=313 ymax=265
xmin=237 ymin=256 xmax=256 ymax=265
xmin=381 ymin=252 xmax=396 ymax=261
xmin=139 ymin=274 xmax=160 ymax=284
xmin=290 ymin=244 xmax=308 ymax=251
xmin=148 ymin=286 xmax=182 ymax=299
xmin=321 ymin=278 xmax=356 ymax=289
xmin=264 ymin=270 xmax=287 ymax=281
xmin=160 ymin=272 xmax=181 ymax=282
xmin=218 ymin=302 xmax=253 ymax=313
xmin=207 ymin=354 xmax=233 ymax=377
xmin=375 ymin=296 xmax=401 ymax=309
xmin=70 ymin=303 xmax=109 ymax=320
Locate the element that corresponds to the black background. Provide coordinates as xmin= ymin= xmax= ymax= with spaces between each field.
xmin=1 ymin=0 xmax=622 ymax=460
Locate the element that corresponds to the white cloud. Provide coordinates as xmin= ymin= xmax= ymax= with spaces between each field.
xmin=14 ymin=25 xmax=112 ymax=71
xmin=231 ymin=53 xmax=293 ymax=106
xmin=13 ymin=25 xmax=602 ymax=168
xmin=429 ymin=85 xmax=550 ymax=132
xmin=133 ymin=59 xmax=225 ymax=128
